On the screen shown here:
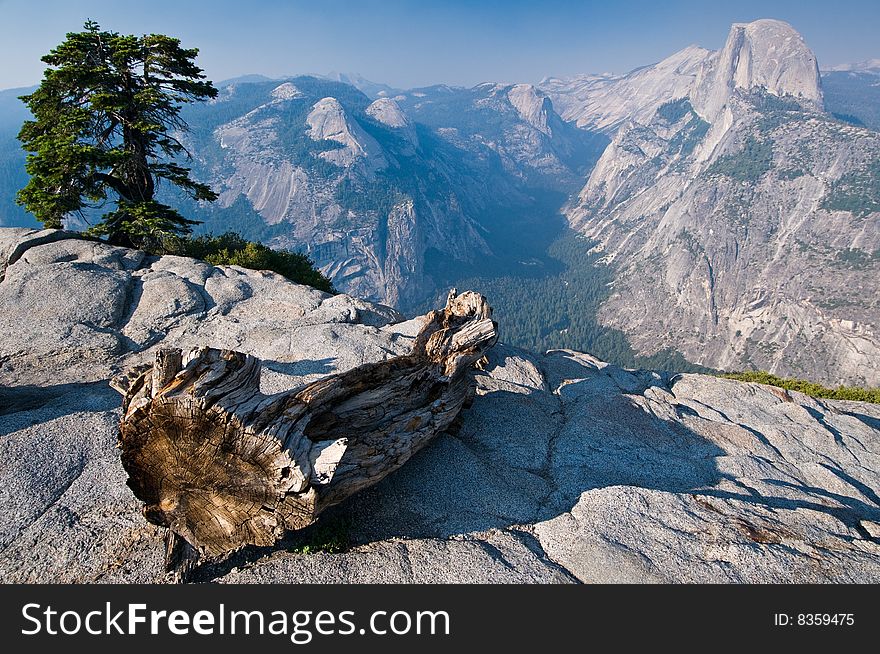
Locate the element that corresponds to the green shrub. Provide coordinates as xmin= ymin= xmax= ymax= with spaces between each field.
xmin=833 ymin=247 xmax=880 ymax=269
xmin=287 ymin=517 xmax=350 ymax=555
xmin=161 ymin=232 xmax=335 ymax=293
xmin=668 ymin=114 xmax=710 ymax=157
xmin=719 ymin=370 xmax=880 ymax=404
xmin=778 ymin=168 xmax=806 ymax=181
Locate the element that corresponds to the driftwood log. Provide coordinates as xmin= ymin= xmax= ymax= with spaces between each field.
xmin=112 ymin=290 xmax=497 ymax=580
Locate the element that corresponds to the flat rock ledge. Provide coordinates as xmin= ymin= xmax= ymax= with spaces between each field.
xmin=1 ymin=228 xmax=878 ymax=583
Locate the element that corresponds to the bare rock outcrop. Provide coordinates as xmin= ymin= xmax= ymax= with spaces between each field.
xmin=692 ymin=19 xmax=824 ymax=122
xmin=0 ymin=229 xmax=878 ymax=583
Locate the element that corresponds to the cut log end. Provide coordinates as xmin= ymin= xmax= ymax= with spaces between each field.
xmin=116 ymin=291 xmax=497 ymax=570
xmin=123 ymin=394 xmax=295 ymax=556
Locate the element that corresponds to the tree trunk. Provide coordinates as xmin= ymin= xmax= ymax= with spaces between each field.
xmin=113 ymin=290 xmax=497 ymax=572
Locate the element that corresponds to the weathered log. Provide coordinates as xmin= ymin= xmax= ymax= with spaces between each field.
xmin=162 ymin=530 xmax=199 ymax=584
xmin=113 ymin=290 xmax=497 ymax=572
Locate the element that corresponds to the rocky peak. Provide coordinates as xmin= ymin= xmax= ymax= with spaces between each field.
xmin=366 ymin=97 xmax=409 ymax=128
xmin=692 ymin=19 xmax=823 ymax=121
xmin=306 ymin=97 xmax=385 ymax=169
xmin=270 ymin=82 xmax=303 ymax=100
xmin=544 ymin=20 xmax=824 ymax=132
xmin=566 ymin=18 xmax=879 ymax=386
xmin=306 ymin=97 xmax=354 ymax=142
xmin=507 ymin=84 xmax=553 ymax=135
xmin=366 ymin=97 xmax=418 ymax=147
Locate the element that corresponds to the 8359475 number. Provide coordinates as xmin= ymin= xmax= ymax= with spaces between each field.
xmin=797 ymin=614 xmax=853 ymax=626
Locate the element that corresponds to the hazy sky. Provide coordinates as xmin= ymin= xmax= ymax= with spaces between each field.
xmin=1 ymin=0 xmax=878 ymax=90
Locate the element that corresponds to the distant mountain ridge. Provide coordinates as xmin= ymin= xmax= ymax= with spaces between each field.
xmin=540 ymin=44 xmax=711 ymax=132
xmin=540 ymin=19 xmax=824 ymax=132
xmin=820 ymin=68 xmax=880 ymax=131
xmin=825 ymin=59 xmax=880 ymax=75
xmin=0 ymin=19 xmax=878 ymax=385
xmin=320 ymin=71 xmax=402 ymax=99
xmin=170 ymin=75 xmax=605 ymax=309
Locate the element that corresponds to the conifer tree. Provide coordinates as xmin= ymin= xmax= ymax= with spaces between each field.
xmin=17 ymin=21 xmax=217 ymax=247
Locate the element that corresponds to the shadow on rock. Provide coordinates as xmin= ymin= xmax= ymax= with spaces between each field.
xmin=263 ymin=357 xmax=337 ymax=378
xmin=337 ymin=383 xmax=726 ymax=543
xmin=131 ymin=349 xmax=880 ymax=583
xmin=0 ymin=381 xmax=119 ymax=434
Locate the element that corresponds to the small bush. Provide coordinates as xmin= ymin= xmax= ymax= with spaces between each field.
xmin=161 ymin=232 xmax=335 ymax=293
xmin=720 ymin=370 xmax=880 ymax=404
xmin=287 ymin=517 xmax=350 ymax=555
xmin=833 ymin=247 xmax=880 ymax=269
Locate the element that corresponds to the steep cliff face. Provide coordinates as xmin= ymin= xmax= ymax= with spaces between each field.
xmin=507 ymin=84 xmax=553 ymax=135
xmin=305 ymin=96 xmax=386 ymax=169
xmin=566 ymin=20 xmax=880 ymax=385
xmin=691 ymin=19 xmax=824 ymax=123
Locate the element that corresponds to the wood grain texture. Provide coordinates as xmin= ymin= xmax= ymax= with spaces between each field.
xmin=116 ymin=290 xmax=497 ymax=565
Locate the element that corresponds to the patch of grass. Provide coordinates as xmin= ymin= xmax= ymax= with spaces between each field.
xmin=719 ymin=370 xmax=880 ymax=404
xmin=287 ymin=517 xmax=351 ymax=555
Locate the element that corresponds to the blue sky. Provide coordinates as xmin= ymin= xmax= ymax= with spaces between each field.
xmin=1 ymin=0 xmax=878 ymax=90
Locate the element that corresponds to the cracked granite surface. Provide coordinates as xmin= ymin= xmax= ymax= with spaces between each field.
xmin=1 ymin=229 xmax=878 ymax=583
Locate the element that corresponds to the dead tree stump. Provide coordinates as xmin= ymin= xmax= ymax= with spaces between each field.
xmin=113 ymin=290 xmax=497 ymax=578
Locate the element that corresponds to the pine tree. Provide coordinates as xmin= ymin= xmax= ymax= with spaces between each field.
xmin=17 ymin=20 xmax=218 ymax=247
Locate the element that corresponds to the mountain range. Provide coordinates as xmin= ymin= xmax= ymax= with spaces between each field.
xmin=562 ymin=19 xmax=880 ymax=385
xmin=0 ymin=18 xmax=877 ymax=386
